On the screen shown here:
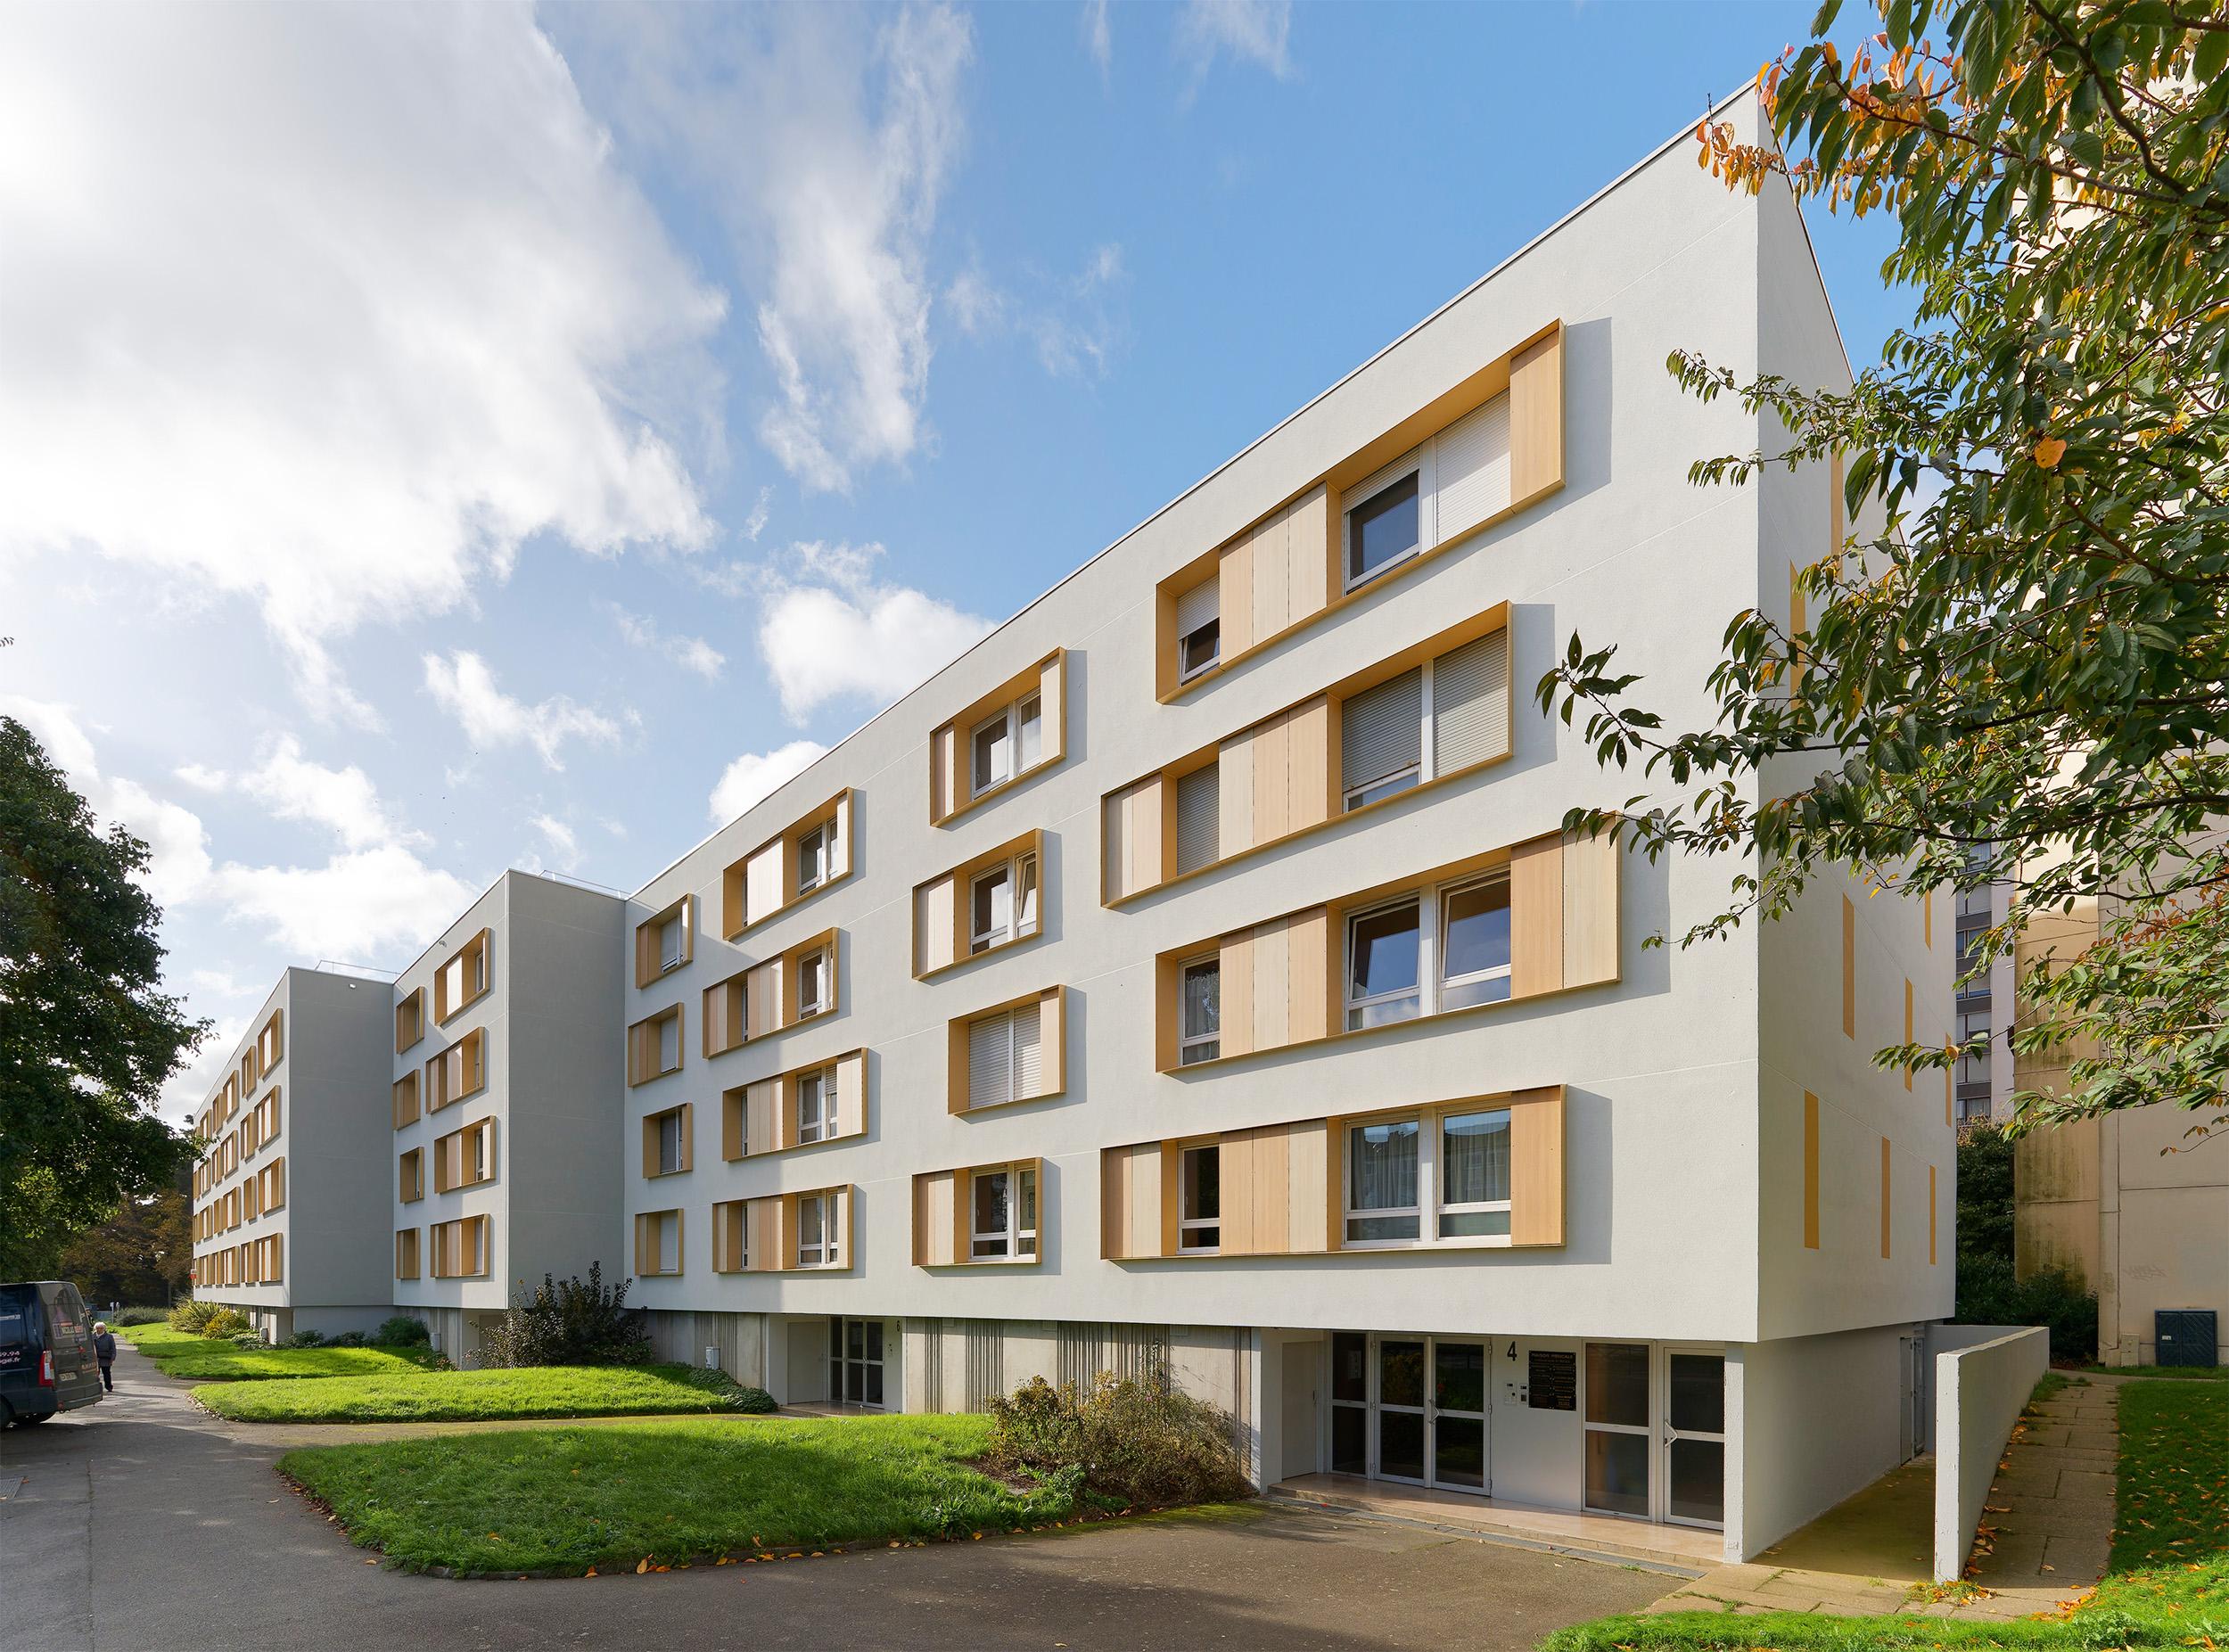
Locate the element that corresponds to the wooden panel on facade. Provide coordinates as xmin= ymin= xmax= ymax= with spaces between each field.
xmin=1509 ymin=1086 xmax=1567 ymax=1246
xmin=1561 ymin=827 xmax=1621 ymax=989
xmin=1218 ymin=929 xmax=1255 ymax=1061
xmin=1509 ymin=834 xmax=1565 ymax=999
xmin=1508 ymin=325 xmax=1564 ymax=507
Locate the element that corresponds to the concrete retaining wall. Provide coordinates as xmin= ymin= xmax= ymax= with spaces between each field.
xmin=1931 ymin=1325 xmax=2049 ymax=1581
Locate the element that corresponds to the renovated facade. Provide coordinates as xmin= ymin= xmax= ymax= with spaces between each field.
xmin=187 ymin=93 xmax=1954 ymax=1560
xmin=188 ymin=966 xmax=394 ymax=1339
xmin=388 ymin=871 xmax=628 ymax=1363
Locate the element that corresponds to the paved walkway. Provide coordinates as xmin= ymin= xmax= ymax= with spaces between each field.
xmin=1641 ymin=1375 xmax=2120 ymax=1625
xmin=1 ymin=1341 xmax=1669 ymax=1652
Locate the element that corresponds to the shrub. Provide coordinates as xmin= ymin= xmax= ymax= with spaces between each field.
xmin=479 ymin=1263 xmax=653 ymax=1368
xmin=169 ymin=1298 xmax=220 ymax=1333
xmin=325 ymin=1330 xmax=366 ymax=1348
xmin=983 ymin=1372 xmax=1249 ymax=1508
xmin=229 ymin=1330 xmax=266 ymax=1349
xmin=199 ymin=1307 xmax=255 ymax=1340
xmin=673 ymin=1366 xmax=777 ymax=1412
xmin=113 ymin=1307 xmax=167 ymax=1327
xmin=374 ymin=1316 xmax=430 ymax=1347
xmin=1955 ymin=1255 xmax=2100 ymax=1361
xmin=284 ymin=1328 xmax=326 ymax=1348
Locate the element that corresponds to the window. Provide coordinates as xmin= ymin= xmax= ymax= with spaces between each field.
xmin=396 ymin=988 xmax=424 ymax=1053
xmin=796 ymin=947 xmax=830 ymax=1019
xmin=966 ymin=1004 xmax=1044 ymax=1109
xmin=399 ymin=1148 xmax=424 ymax=1204
xmin=795 ymin=1065 xmax=836 ymax=1144
xmin=1173 ymin=762 xmax=1220 ymax=876
xmin=637 ymin=1209 xmax=681 ymax=1276
xmin=1176 ymin=578 xmax=1220 ymax=681
xmin=1347 ymin=899 xmax=1422 ymax=1029
xmin=1439 ymin=875 xmax=1511 ymax=1009
xmin=970 ymin=1166 xmax=1039 ymax=1259
xmin=970 ymin=692 xmax=1043 ymax=798
xmin=657 ymin=1110 xmax=685 ymax=1175
xmin=1438 ymin=1108 xmax=1511 ymax=1237
xmin=796 ymin=1192 xmax=838 ymax=1267
xmin=1179 ymin=1145 xmax=1221 ymax=1252
xmin=435 ymin=930 xmax=490 ymax=1023
xmin=797 ymin=823 xmax=828 ymax=895
xmin=1346 ymin=1120 xmax=1420 ymax=1243
xmin=1342 ymin=667 xmax=1423 ymax=809
xmin=1180 ymin=958 xmax=1221 ymax=1064
xmin=658 ymin=909 xmax=687 ymax=972
xmin=395 ymin=1229 xmax=420 ymax=1281
xmin=1346 ymin=469 xmax=1420 ymax=587
xmin=969 ymin=851 xmax=1040 ymax=955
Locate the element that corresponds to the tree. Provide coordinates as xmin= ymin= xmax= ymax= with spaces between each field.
xmin=1539 ymin=0 xmax=2229 ymax=1137
xmin=60 ymin=1186 xmax=193 ymax=1306
xmin=0 ymin=717 xmax=202 ymax=1276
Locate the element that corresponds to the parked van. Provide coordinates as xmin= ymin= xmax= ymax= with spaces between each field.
xmin=0 ymin=1281 xmax=104 ymax=1425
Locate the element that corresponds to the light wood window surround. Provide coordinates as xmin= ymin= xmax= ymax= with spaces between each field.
xmin=702 ymin=927 xmax=840 ymax=1057
xmin=721 ymin=1048 xmax=868 ymax=1160
xmin=430 ymin=1214 xmax=489 ymax=1278
xmin=256 ymin=1157 xmax=285 ymax=1213
xmin=1103 ymin=1087 xmax=1563 ymax=1259
xmin=399 ymin=1147 xmax=425 ymax=1204
xmin=711 ymin=1186 xmax=854 ymax=1272
xmin=1155 ymin=322 xmax=1562 ymax=703
xmin=256 ymin=1007 xmax=284 ymax=1076
xmin=913 ymin=828 xmax=1046 ymax=978
xmin=720 ymin=790 xmax=855 ymax=939
xmin=947 ymin=986 xmax=1066 ymax=1114
xmin=912 ymin=1157 xmax=1043 ymax=1266
xmin=1152 ymin=825 xmax=1617 ymax=1073
xmin=432 ymin=1117 xmax=497 ymax=1193
xmin=392 ymin=1072 xmax=421 ymax=1130
xmin=434 ymin=928 xmax=492 ymax=1023
xmin=928 ymin=651 xmax=1066 ymax=826
xmin=1107 ymin=604 xmax=1511 ymax=905
xmin=627 ymin=1003 xmax=685 ymax=1086
xmin=642 ymin=1102 xmax=695 ymax=1178
xmin=633 ymin=894 xmax=695 ymax=988
xmin=395 ymin=1228 xmax=420 ymax=1280
xmin=240 ymin=1048 xmax=259 ymax=1093
xmin=425 ymin=1027 xmax=487 ymax=1111
xmin=635 ymin=1208 xmax=684 ymax=1276
xmin=396 ymin=987 xmax=425 ymax=1053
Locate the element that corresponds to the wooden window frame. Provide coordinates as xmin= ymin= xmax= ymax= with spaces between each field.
xmin=432 ymin=1118 xmax=496 ymax=1194
xmin=633 ymin=895 xmax=695 ymax=989
xmin=909 ymin=1157 xmax=1044 ymax=1268
xmin=1106 ymin=603 xmax=1511 ymax=906
xmin=635 ymin=1208 xmax=684 ymax=1277
xmin=711 ymin=1187 xmax=855 ymax=1274
xmin=928 ymin=652 xmax=1066 ymax=826
xmin=396 ymin=987 xmax=425 ymax=1053
xmin=395 ymin=1229 xmax=421 ymax=1280
xmin=627 ymin=1003 xmax=685 ymax=1086
xmin=913 ymin=829 xmax=1047 ymax=979
xmin=1178 ymin=956 xmax=1221 ymax=1064
xmin=700 ymin=927 xmax=841 ymax=1057
xmin=425 ymin=1027 xmax=488 ymax=1112
xmin=642 ymin=1102 xmax=695 ymax=1179
xmin=430 ymin=1214 xmax=489 ymax=1279
xmin=392 ymin=1072 xmax=421 ymax=1130
xmin=399 ymin=1147 xmax=425 ymax=1204
xmin=719 ymin=1048 xmax=868 ymax=1161
xmin=946 ymin=985 xmax=1067 ymax=1114
xmin=256 ymin=1007 xmax=284 ymax=1076
xmin=1154 ymin=323 xmax=1560 ymax=703
xmin=433 ymin=929 xmax=492 ymax=1024
xmin=719 ymin=790 xmax=855 ymax=940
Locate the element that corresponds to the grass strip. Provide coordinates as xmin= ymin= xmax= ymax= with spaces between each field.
xmin=196 ymin=1363 xmax=760 ymax=1423
xmin=121 ymin=1322 xmax=438 ymax=1382
xmin=277 ymin=1413 xmax=1079 ymax=1573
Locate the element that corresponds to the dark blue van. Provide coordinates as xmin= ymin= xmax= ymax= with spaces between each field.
xmin=0 ymin=1280 xmax=104 ymax=1425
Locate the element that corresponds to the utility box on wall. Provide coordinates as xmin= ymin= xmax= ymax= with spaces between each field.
xmin=2155 ymin=1310 xmax=2217 ymax=1368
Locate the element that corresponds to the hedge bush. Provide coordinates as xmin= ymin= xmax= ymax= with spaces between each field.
xmin=1956 ymin=1255 xmax=2099 ymax=1361
xmin=983 ymin=1372 xmax=1249 ymax=1508
xmin=374 ymin=1316 xmax=430 ymax=1346
xmin=480 ymin=1264 xmax=652 ymax=1368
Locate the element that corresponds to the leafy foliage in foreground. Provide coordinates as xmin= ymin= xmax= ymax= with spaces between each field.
xmin=479 ymin=1264 xmax=652 ymax=1368
xmin=279 ymin=1414 xmax=1079 ymax=1573
xmin=1538 ymin=0 xmax=2229 ymax=1140
xmin=983 ymin=1372 xmax=1251 ymax=1508
xmin=195 ymin=1363 xmax=766 ymax=1421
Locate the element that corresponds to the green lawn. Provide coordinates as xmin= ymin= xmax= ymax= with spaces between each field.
xmin=279 ymin=1413 xmax=1079 ymax=1573
xmin=194 ymin=1363 xmax=765 ymax=1423
xmin=1540 ymin=1378 xmax=2226 ymax=1650
xmin=120 ymin=1323 xmax=438 ymax=1382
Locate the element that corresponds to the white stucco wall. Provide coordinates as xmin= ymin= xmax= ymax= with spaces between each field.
xmin=1932 ymin=1325 xmax=2048 ymax=1581
xmin=1728 ymin=1323 xmax=1914 ymax=1560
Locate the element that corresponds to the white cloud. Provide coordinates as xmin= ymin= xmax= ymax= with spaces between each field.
xmin=422 ymin=651 xmax=628 ymax=770
xmin=1082 ymin=0 xmax=1112 ymax=77
xmin=743 ymin=485 xmax=774 ymax=543
xmin=945 ymin=264 xmax=1009 ymax=337
xmin=710 ymin=740 xmax=830 ymax=825
xmin=530 ymin=813 xmax=581 ymax=871
xmin=5 ymin=697 xmax=216 ymax=907
xmin=0 ymin=3 xmax=727 ymax=722
xmin=944 ymin=244 xmax=1126 ymax=381
xmin=612 ymin=606 xmax=726 ymax=682
xmin=1175 ymin=0 xmax=1293 ymax=86
xmin=586 ymin=4 xmax=974 ymax=493
xmin=178 ymin=735 xmax=415 ymax=852
xmin=162 ymin=1015 xmax=249 ymax=1128
xmin=754 ymin=541 xmax=991 ymax=721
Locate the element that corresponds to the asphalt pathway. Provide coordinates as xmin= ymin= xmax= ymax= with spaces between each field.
xmin=2 ymin=1340 xmax=1671 ymax=1652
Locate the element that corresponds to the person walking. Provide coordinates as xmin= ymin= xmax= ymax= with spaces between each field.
xmin=93 ymin=1321 xmax=117 ymax=1393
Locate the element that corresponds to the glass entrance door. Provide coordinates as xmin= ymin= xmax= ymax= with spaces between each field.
xmin=829 ymin=1317 xmax=884 ymax=1409
xmin=1335 ymin=1333 xmax=1490 ymax=1494
xmin=1661 ymin=1347 xmax=1725 ymax=1528
xmin=1375 ymin=1338 xmax=1427 ymax=1484
xmin=1431 ymin=1340 xmax=1488 ymax=1491
xmin=1583 ymin=1342 xmax=1652 ymax=1517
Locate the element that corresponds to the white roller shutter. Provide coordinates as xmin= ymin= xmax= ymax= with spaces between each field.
xmin=968 ymin=1012 xmax=1013 ymax=1109
xmin=1346 ymin=448 xmax=1421 ymax=515
xmin=1174 ymin=763 xmax=1220 ymax=875
xmin=1012 ymin=1006 xmax=1044 ymax=1098
xmin=1175 ymin=576 xmax=1218 ymax=637
xmin=1431 ymin=631 xmax=1510 ymax=773
xmin=1432 ymin=395 xmax=1511 ymax=543
xmin=1341 ymin=668 xmax=1423 ymax=796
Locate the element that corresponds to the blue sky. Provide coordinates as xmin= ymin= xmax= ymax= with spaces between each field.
xmin=0 ymin=0 xmax=1906 ymax=1118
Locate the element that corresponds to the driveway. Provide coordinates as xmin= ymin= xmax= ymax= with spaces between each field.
xmin=2 ymin=1342 xmax=1673 ymax=1652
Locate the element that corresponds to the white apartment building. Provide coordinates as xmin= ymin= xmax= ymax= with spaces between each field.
xmin=387 ymin=871 xmax=627 ymax=1361
xmin=188 ymin=966 xmax=394 ymax=1339
xmin=607 ymin=90 xmax=1954 ymax=1563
